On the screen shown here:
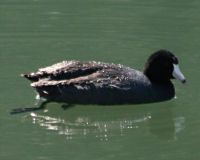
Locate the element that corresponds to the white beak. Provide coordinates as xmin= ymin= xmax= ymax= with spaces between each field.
xmin=172 ymin=64 xmax=186 ymax=83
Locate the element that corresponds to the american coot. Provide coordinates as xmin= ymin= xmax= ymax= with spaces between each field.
xmin=22 ymin=50 xmax=186 ymax=105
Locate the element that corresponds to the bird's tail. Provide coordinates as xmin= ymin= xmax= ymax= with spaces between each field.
xmin=20 ymin=73 xmax=39 ymax=82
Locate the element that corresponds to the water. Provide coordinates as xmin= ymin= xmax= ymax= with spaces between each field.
xmin=1 ymin=0 xmax=200 ymax=159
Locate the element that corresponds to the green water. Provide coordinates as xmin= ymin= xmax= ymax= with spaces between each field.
xmin=1 ymin=0 xmax=200 ymax=159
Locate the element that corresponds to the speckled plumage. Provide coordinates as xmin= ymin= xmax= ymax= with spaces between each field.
xmin=22 ymin=60 xmax=175 ymax=104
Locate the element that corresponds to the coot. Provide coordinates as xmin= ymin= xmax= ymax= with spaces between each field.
xmin=22 ymin=50 xmax=186 ymax=105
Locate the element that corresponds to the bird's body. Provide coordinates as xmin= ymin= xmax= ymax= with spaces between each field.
xmin=22 ymin=50 xmax=185 ymax=105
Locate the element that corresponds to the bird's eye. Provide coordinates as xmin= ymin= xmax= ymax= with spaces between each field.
xmin=172 ymin=57 xmax=178 ymax=64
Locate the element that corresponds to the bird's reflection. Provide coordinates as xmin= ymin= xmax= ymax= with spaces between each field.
xmin=29 ymin=111 xmax=151 ymax=141
xmin=26 ymin=102 xmax=185 ymax=141
xmin=148 ymin=104 xmax=185 ymax=140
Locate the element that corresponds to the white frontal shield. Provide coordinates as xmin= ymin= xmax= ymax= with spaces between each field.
xmin=172 ymin=64 xmax=186 ymax=83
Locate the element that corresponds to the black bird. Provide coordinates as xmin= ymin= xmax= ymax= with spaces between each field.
xmin=22 ymin=50 xmax=186 ymax=105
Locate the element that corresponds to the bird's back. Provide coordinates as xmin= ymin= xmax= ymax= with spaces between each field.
xmin=23 ymin=61 xmax=174 ymax=104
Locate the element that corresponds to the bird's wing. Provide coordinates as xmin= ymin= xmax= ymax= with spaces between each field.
xmin=21 ymin=61 xmax=104 ymax=82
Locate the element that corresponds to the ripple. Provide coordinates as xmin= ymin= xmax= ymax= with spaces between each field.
xmin=29 ymin=112 xmax=150 ymax=140
xmin=47 ymin=11 xmax=62 ymax=15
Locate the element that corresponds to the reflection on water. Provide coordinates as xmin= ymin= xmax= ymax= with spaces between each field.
xmin=28 ymin=105 xmax=185 ymax=141
xmin=30 ymin=112 xmax=151 ymax=141
xmin=148 ymin=106 xmax=185 ymax=140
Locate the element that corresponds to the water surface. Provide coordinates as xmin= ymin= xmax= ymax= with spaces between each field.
xmin=1 ymin=0 xmax=200 ymax=159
